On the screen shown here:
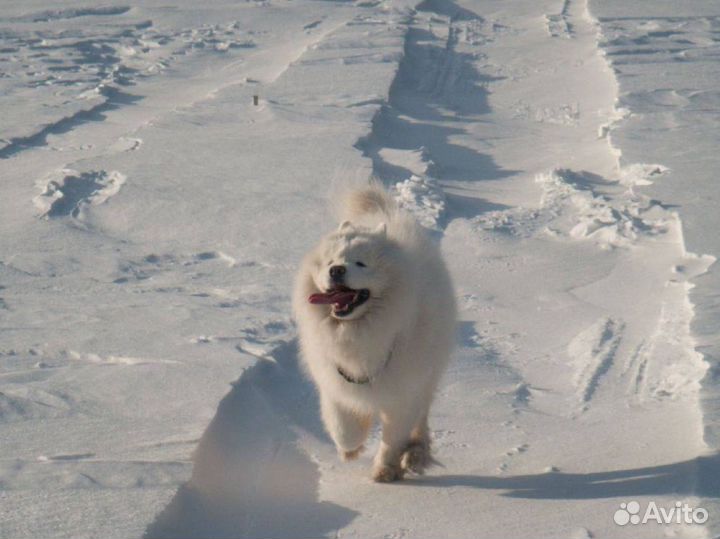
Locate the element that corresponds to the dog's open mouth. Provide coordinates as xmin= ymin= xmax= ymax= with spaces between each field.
xmin=308 ymin=286 xmax=370 ymax=317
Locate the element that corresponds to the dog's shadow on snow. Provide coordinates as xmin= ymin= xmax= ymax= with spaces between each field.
xmin=407 ymin=453 xmax=720 ymax=500
xmin=144 ymin=340 xmax=356 ymax=539
xmin=143 ymin=338 xmax=720 ymax=539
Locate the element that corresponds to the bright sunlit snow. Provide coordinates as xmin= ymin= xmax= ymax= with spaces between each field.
xmin=1 ymin=0 xmax=719 ymax=538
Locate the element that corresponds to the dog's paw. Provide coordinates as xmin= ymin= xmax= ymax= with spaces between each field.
xmin=372 ymin=463 xmax=404 ymax=483
xmin=340 ymin=445 xmax=365 ymax=461
xmin=400 ymin=441 xmax=431 ymax=475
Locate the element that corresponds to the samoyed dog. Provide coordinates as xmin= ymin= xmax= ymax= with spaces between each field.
xmin=293 ymin=184 xmax=456 ymax=482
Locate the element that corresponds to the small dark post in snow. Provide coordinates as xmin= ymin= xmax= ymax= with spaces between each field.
xmin=253 ymin=95 xmax=259 ymax=106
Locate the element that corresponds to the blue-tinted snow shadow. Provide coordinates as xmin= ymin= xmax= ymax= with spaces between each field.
xmin=144 ymin=341 xmax=356 ymax=539
xmin=417 ymin=0 xmax=482 ymax=22
xmin=355 ymin=13 xmax=518 ymax=223
xmin=404 ymin=453 xmax=720 ymax=499
xmin=0 ymin=88 xmax=141 ymax=160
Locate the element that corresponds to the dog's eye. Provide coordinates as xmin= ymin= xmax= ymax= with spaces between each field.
xmin=355 ymin=261 xmax=366 ymax=268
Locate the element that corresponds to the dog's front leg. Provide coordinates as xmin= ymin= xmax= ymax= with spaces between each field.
xmin=372 ymin=406 xmax=425 ymax=482
xmin=320 ymin=396 xmax=372 ymax=461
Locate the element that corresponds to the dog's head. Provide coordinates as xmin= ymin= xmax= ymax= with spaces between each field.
xmin=306 ymin=220 xmax=398 ymax=320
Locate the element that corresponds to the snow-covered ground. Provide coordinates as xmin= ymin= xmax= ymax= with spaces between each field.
xmin=1 ymin=1 xmax=719 ymax=538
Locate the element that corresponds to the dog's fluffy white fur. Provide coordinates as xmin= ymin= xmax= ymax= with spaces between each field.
xmin=293 ymin=184 xmax=456 ymax=482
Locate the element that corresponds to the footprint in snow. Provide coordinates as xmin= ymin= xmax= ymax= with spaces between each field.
xmin=34 ymin=169 xmax=126 ymax=219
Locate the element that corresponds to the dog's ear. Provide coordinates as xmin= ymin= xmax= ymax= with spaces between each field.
xmin=338 ymin=220 xmax=354 ymax=232
xmin=374 ymin=223 xmax=387 ymax=237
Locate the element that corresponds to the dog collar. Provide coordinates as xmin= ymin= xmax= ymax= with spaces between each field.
xmin=336 ymin=340 xmax=396 ymax=385
xmin=336 ymin=365 xmax=371 ymax=384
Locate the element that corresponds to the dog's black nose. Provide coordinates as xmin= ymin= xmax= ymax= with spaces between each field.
xmin=329 ymin=265 xmax=346 ymax=282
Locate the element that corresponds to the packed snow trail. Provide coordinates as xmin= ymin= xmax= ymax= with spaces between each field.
xmin=149 ymin=0 xmax=715 ymax=537
xmin=1 ymin=0 xmax=718 ymax=538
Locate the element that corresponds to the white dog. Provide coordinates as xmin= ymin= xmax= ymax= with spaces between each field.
xmin=293 ymin=184 xmax=456 ymax=482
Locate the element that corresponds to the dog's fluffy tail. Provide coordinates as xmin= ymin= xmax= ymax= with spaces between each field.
xmin=340 ymin=182 xmax=397 ymax=223
xmin=340 ymin=182 xmax=429 ymax=252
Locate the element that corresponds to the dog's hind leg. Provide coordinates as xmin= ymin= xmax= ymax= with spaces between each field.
xmin=320 ymin=397 xmax=372 ymax=460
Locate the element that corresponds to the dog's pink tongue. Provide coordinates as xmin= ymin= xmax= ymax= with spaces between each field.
xmin=309 ymin=290 xmax=355 ymax=307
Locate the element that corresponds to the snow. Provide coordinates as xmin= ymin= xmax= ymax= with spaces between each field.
xmin=1 ymin=0 xmax=719 ymax=538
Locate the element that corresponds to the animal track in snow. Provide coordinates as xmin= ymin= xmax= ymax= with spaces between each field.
xmin=544 ymin=0 xmax=572 ymax=39
xmin=505 ymin=443 xmax=529 ymax=456
xmin=497 ymin=442 xmax=530 ymax=473
xmin=568 ymin=317 xmax=624 ymax=406
xmin=0 ymin=387 xmax=74 ymax=422
xmin=34 ymin=169 xmax=126 ymax=218
xmin=545 ymin=14 xmax=571 ymax=39
xmin=499 ymin=382 xmax=547 ymax=414
xmin=432 ymin=428 xmax=469 ymax=449
xmin=113 ymin=250 xmax=244 ymax=285
xmin=109 ymin=136 xmax=142 ymax=153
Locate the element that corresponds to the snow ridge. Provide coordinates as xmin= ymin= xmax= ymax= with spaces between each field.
xmin=392 ymin=174 xmax=446 ymax=231
xmin=535 ymin=167 xmax=671 ymax=249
